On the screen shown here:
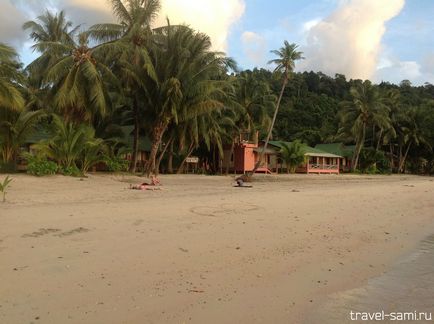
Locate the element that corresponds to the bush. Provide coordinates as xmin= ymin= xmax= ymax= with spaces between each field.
xmin=104 ymin=156 xmax=129 ymax=172
xmin=24 ymin=154 xmax=58 ymax=176
xmin=61 ymin=165 xmax=82 ymax=177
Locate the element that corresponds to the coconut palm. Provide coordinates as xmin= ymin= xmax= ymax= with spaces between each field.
xmin=279 ymin=140 xmax=305 ymax=173
xmin=23 ymin=11 xmax=79 ymax=86
xmin=0 ymin=43 xmax=25 ymax=112
xmin=41 ymin=31 xmax=121 ymax=123
xmin=142 ymin=23 xmax=234 ymax=175
xmin=88 ymin=0 xmax=160 ymax=172
xmin=339 ymin=80 xmax=389 ymax=171
xmin=252 ymin=41 xmax=303 ymax=173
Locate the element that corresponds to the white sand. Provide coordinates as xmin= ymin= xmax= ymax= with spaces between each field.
xmin=1 ymin=174 xmax=433 ymax=323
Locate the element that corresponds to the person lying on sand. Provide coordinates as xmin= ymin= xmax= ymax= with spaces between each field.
xmin=130 ymin=183 xmax=161 ymax=190
xmin=130 ymin=175 xmax=162 ymax=190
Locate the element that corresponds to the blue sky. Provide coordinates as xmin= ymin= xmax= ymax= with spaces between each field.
xmin=1 ymin=0 xmax=433 ymax=85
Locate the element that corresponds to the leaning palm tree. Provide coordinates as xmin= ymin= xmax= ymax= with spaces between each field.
xmin=251 ymin=41 xmax=303 ymax=174
xmin=0 ymin=43 xmax=25 ymax=112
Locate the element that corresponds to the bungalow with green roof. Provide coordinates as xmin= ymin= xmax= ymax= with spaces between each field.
xmin=265 ymin=141 xmax=341 ymax=174
xmin=314 ymin=143 xmax=355 ymax=172
xmin=222 ymin=136 xmax=342 ymax=174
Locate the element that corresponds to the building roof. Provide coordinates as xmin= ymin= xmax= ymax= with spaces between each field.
xmin=314 ymin=143 xmax=354 ymax=158
xmin=267 ymin=141 xmax=342 ymax=158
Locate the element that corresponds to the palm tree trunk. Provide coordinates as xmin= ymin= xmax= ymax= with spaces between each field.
xmin=167 ymin=140 xmax=174 ymax=174
xmin=376 ymin=129 xmax=383 ymax=151
xmin=352 ymin=123 xmax=366 ymax=171
xmin=399 ymin=141 xmax=412 ymax=173
xmin=129 ymin=98 xmax=139 ymax=173
xmin=225 ymin=140 xmax=235 ymax=175
xmin=145 ymin=121 xmax=168 ymax=176
xmin=252 ymin=72 xmax=288 ymax=174
xmin=389 ymin=144 xmax=394 ymax=171
xmin=176 ymin=143 xmax=195 ymax=174
xmin=155 ymin=136 xmax=173 ymax=175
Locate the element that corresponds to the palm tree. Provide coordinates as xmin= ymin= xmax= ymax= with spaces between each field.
xmin=88 ymin=0 xmax=160 ymax=172
xmin=36 ymin=114 xmax=103 ymax=170
xmin=396 ymin=106 xmax=431 ymax=173
xmin=0 ymin=110 xmax=44 ymax=164
xmin=252 ymin=41 xmax=303 ymax=174
xmin=43 ymin=31 xmax=120 ymax=123
xmin=339 ymin=80 xmax=389 ymax=171
xmin=0 ymin=43 xmax=25 ymax=112
xmin=279 ymin=140 xmax=305 ymax=173
xmin=142 ymin=24 xmax=234 ymax=176
xmin=23 ymin=11 xmax=78 ymax=85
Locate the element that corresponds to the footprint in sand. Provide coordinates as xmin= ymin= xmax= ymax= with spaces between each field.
xmin=22 ymin=228 xmax=61 ymax=238
xmin=133 ymin=219 xmax=144 ymax=226
xmin=55 ymin=227 xmax=90 ymax=237
xmin=190 ymin=203 xmax=261 ymax=217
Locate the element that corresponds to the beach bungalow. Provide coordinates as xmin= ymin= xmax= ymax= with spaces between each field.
xmin=265 ymin=141 xmax=342 ymax=174
xmin=222 ymin=137 xmax=342 ymax=174
xmin=314 ymin=143 xmax=354 ymax=172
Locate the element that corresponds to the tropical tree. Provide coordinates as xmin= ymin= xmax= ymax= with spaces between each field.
xmin=338 ymin=80 xmax=389 ymax=171
xmin=88 ymin=0 xmax=160 ymax=172
xmin=36 ymin=114 xmax=103 ymax=171
xmin=23 ymin=10 xmax=78 ymax=87
xmin=279 ymin=140 xmax=305 ymax=173
xmin=252 ymin=41 xmax=303 ymax=173
xmin=141 ymin=23 xmax=234 ymax=176
xmin=43 ymin=32 xmax=121 ymax=123
xmin=0 ymin=43 xmax=25 ymax=112
xmin=0 ymin=110 xmax=44 ymax=164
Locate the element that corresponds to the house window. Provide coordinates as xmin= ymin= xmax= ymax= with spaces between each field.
xmin=231 ymin=153 xmax=234 ymax=162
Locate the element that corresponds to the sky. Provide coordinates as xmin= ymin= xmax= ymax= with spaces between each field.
xmin=1 ymin=0 xmax=433 ymax=85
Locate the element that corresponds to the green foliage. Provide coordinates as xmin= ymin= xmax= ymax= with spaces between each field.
xmin=279 ymin=140 xmax=305 ymax=173
xmin=0 ymin=110 xmax=44 ymax=163
xmin=60 ymin=165 xmax=82 ymax=177
xmin=0 ymin=43 xmax=25 ymax=112
xmin=104 ymin=156 xmax=129 ymax=172
xmin=0 ymin=175 xmax=13 ymax=202
xmin=36 ymin=115 xmax=105 ymax=172
xmin=23 ymin=153 xmax=58 ymax=176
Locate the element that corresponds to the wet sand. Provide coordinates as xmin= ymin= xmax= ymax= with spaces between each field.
xmin=306 ymin=235 xmax=434 ymax=323
xmin=0 ymin=174 xmax=433 ymax=323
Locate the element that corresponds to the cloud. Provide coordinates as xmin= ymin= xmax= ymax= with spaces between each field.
xmin=302 ymin=18 xmax=321 ymax=33
xmin=6 ymin=0 xmax=244 ymax=56
xmin=158 ymin=0 xmax=245 ymax=51
xmin=0 ymin=1 xmax=27 ymax=49
xmin=241 ymin=31 xmax=267 ymax=66
xmin=299 ymin=0 xmax=405 ymax=80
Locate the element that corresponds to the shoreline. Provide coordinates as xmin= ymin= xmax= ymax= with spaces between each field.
xmin=1 ymin=174 xmax=433 ymax=323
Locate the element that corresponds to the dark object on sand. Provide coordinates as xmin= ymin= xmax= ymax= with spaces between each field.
xmin=234 ymin=178 xmax=252 ymax=188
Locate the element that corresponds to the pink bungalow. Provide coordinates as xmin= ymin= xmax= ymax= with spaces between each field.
xmin=222 ymin=137 xmax=342 ymax=174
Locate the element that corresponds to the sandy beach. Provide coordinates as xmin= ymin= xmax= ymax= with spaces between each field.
xmin=1 ymin=174 xmax=434 ymax=323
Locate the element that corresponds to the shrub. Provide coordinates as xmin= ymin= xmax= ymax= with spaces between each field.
xmin=61 ymin=165 xmax=82 ymax=177
xmin=24 ymin=153 xmax=58 ymax=176
xmin=104 ymin=156 xmax=129 ymax=172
